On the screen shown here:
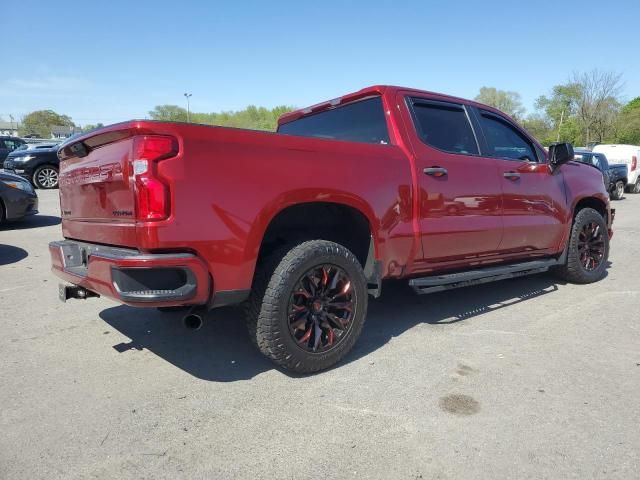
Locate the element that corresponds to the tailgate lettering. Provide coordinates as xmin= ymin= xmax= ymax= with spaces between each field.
xmin=60 ymin=162 xmax=124 ymax=186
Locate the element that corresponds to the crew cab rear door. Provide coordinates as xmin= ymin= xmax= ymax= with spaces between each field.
xmin=398 ymin=93 xmax=504 ymax=264
xmin=471 ymin=108 xmax=567 ymax=254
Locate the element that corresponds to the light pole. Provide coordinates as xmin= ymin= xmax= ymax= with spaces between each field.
xmin=184 ymin=93 xmax=192 ymax=122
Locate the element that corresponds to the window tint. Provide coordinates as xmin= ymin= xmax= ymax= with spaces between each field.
xmin=410 ymin=100 xmax=478 ymax=155
xmin=575 ymin=152 xmax=600 ymax=168
xmin=278 ymin=96 xmax=389 ymax=145
xmin=479 ymin=112 xmax=537 ymax=162
xmin=4 ymin=139 xmax=19 ymax=151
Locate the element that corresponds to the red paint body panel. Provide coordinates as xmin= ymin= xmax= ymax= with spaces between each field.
xmin=51 ymin=85 xmax=612 ymax=307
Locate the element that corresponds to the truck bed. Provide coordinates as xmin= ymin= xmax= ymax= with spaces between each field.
xmin=57 ymin=120 xmax=410 ymax=294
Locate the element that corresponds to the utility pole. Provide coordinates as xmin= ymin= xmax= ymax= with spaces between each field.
xmin=184 ymin=93 xmax=192 ymax=122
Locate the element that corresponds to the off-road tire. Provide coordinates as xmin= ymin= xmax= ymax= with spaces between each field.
xmin=554 ymin=207 xmax=609 ymax=284
xmin=245 ymin=240 xmax=368 ymax=374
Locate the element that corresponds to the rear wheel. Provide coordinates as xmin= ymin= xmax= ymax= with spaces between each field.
xmin=245 ymin=240 xmax=368 ymax=373
xmin=554 ymin=207 xmax=609 ymax=284
xmin=33 ymin=165 xmax=59 ymax=189
xmin=631 ymin=179 xmax=640 ymax=194
xmin=611 ymin=180 xmax=625 ymax=200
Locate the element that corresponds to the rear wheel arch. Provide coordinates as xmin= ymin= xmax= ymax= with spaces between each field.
xmin=251 ymin=201 xmax=381 ymax=294
xmin=257 ymin=201 xmax=375 ymax=264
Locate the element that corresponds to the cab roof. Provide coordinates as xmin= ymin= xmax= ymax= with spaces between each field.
xmin=277 ymin=85 xmax=504 ymax=126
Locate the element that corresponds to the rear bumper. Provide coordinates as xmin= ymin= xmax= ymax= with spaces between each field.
xmin=49 ymin=240 xmax=211 ymax=307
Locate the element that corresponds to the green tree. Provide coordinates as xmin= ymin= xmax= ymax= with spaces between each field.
xmin=571 ymin=70 xmax=623 ymax=144
xmin=148 ymin=105 xmax=189 ymax=122
xmin=622 ymin=96 xmax=640 ymax=114
xmin=521 ymin=114 xmax=553 ymax=145
xmin=148 ymin=104 xmax=294 ymax=131
xmin=614 ymin=97 xmax=640 ymax=144
xmin=533 ymin=71 xmax=623 ymax=145
xmin=19 ymin=110 xmax=75 ymax=138
xmin=475 ymin=87 xmax=525 ymax=119
xmin=535 ymin=83 xmax=582 ymax=133
xmin=81 ymin=123 xmax=104 ymax=132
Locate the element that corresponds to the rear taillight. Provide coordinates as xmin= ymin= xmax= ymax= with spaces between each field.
xmin=132 ymin=135 xmax=178 ymax=221
xmin=632 ymin=156 xmax=637 ymax=171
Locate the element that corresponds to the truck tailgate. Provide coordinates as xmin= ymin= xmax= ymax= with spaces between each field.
xmin=58 ymin=129 xmax=139 ymax=247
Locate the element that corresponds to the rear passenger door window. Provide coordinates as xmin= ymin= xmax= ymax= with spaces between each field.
xmin=277 ymin=96 xmax=390 ymax=145
xmin=477 ymin=110 xmax=538 ymax=162
xmin=408 ymin=98 xmax=479 ymax=155
xmin=4 ymin=139 xmax=19 ymax=151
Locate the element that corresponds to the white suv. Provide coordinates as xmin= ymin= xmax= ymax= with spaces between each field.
xmin=592 ymin=144 xmax=640 ymax=193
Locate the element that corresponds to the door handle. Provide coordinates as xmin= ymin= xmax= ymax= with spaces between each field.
xmin=503 ymin=171 xmax=521 ymax=180
xmin=424 ymin=167 xmax=448 ymax=177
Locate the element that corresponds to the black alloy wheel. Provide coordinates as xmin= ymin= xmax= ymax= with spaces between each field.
xmin=577 ymin=221 xmax=605 ymax=272
xmin=245 ymin=240 xmax=368 ymax=373
xmin=287 ymin=264 xmax=355 ymax=353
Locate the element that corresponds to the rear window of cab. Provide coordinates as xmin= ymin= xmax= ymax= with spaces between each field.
xmin=277 ymin=96 xmax=390 ymax=145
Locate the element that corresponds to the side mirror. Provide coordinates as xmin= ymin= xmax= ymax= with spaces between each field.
xmin=549 ymin=142 xmax=574 ymax=171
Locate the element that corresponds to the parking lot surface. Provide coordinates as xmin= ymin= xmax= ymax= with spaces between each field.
xmin=1 ymin=190 xmax=639 ymax=479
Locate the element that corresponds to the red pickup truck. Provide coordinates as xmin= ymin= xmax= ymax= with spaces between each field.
xmin=50 ymin=85 xmax=613 ymax=373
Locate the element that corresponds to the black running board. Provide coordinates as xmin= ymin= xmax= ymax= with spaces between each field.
xmin=408 ymin=258 xmax=560 ymax=295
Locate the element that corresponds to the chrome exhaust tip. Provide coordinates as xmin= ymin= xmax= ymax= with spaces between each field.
xmin=182 ymin=306 xmax=206 ymax=330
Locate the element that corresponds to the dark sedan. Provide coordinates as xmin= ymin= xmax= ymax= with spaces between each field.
xmin=0 ymin=171 xmax=38 ymax=223
xmin=3 ymin=143 xmax=60 ymax=189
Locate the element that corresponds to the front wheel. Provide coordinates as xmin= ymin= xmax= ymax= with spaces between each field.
xmin=611 ymin=180 xmax=625 ymax=200
xmin=33 ymin=165 xmax=59 ymax=189
xmin=554 ymin=208 xmax=609 ymax=284
xmin=245 ymin=240 xmax=368 ymax=373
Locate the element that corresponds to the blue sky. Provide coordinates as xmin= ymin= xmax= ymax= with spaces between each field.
xmin=2 ymin=0 xmax=639 ymax=126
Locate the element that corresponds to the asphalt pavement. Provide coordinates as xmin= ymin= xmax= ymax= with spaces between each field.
xmin=1 ymin=189 xmax=638 ymax=479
